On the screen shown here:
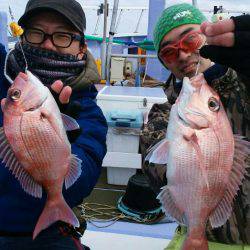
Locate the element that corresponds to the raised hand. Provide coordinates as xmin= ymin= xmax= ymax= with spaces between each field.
xmin=200 ymin=15 xmax=250 ymax=77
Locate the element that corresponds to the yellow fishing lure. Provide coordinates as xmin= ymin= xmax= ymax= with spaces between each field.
xmin=10 ymin=22 xmax=23 ymax=37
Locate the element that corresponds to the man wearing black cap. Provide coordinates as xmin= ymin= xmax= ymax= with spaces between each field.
xmin=0 ymin=0 xmax=107 ymax=249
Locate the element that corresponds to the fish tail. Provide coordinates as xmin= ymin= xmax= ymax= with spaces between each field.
xmin=33 ymin=197 xmax=79 ymax=240
xmin=182 ymin=236 xmax=208 ymax=250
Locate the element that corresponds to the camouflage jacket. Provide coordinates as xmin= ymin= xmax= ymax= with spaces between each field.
xmin=140 ymin=67 xmax=250 ymax=244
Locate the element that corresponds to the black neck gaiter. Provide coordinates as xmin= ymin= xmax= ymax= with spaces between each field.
xmin=6 ymin=42 xmax=87 ymax=86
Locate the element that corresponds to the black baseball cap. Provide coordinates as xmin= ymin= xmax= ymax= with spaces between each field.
xmin=18 ymin=0 xmax=86 ymax=33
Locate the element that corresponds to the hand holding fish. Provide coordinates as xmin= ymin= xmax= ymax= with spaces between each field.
xmin=200 ymin=15 xmax=250 ymax=77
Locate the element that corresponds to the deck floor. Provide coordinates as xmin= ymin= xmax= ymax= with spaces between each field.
xmin=79 ymin=168 xmax=177 ymax=249
xmin=81 ymin=230 xmax=171 ymax=250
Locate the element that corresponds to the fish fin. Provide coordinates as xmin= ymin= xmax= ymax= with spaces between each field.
xmin=64 ymin=154 xmax=82 ymax=189
xmin=157 ymin=185 xmax=186 ymax=225
xmin=33 ymin=196 xmax=79 ymax=239
xmin=209 ymin=136 xmax=249 ymax=228
xmin=186 ymin=133 xmax=209 ymax=189
xmin=145 ymin=139 xmax=169 ymax=164
xmin=61 ymin=113 xmax=80 ymax=131
xmin=0 ymin=128 xmax=42 ymax=198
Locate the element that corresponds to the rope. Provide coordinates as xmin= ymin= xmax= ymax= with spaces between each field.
xmin=78 ymin=202 xmax=163 ymax=228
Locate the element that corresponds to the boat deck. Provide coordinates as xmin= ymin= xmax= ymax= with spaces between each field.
xmin=79 ymin=168 xmax=177 ymax=249
xmin=82 ymin=221 xmax=177 ymax=250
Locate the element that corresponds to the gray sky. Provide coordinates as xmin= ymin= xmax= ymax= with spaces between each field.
xmin=2 ymin=0 xmax=250 ymax=36
xmin=2 ymin=0 xmax=150 ymax=36
xmin=166 ymin=0 xmax=250 ymax=13
xmin=166 ymin=0 xmax=250 ymax=22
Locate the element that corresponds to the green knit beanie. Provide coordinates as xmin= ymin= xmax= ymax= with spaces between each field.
xmin=153 ymin=3 xmax=207 ymax=53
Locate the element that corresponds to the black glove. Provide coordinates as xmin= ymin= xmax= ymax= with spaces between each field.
xmin=203 ymin=64 xmax=228 ymax=85
xmin=50 ymin=89 xmax=82 ymax=143
xmin=200 ymin=15 xmax=250 ymax=77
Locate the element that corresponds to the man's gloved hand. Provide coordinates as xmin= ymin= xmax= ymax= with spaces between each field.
xmin=200 ymin=15 xmax=250 ymax=77
xmin=50 ymin=81 xmax=82 ymax=143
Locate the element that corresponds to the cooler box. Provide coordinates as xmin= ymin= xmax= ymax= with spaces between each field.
xmin=97 ymin=86 xmax=168 ymax=185
xmin=104 ymin=110 xmax=143 ymax=185
xmin=105 ymin=110 xmax=142 ymax=153
xmin=97 ymin=86 xmax=167 ymax=112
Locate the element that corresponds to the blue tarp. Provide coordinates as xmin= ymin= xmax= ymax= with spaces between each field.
xmin=85 ymin=35 xmax=155 ymax=51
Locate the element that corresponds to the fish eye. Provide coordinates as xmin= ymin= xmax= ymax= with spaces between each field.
xmin=208 ymin=97 xmax=220 ymax=112
xmin=9 ymin=89 xmax=21 ymax=101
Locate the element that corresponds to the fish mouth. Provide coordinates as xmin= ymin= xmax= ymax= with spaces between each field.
xmin=26 ymin=96 xmax=47 ymax=112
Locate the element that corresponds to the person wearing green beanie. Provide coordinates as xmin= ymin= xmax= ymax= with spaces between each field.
xmin=153 ymin=3 xmax=207 ymax=54
xmin=140 ymin=3 xmax=250 ymax=250
xmin=153 ymin=2 xmax=211 ymax=80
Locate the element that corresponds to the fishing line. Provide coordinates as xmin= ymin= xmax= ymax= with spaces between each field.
xmin=4 ymin=49 xmax=14 ymax=84
xmin=195 ymin=54 xmax=201 ymax=76
xmin=9 ymin=6 xmax=28 ymax=72
xmin=195 ymin=33 xmax=206 ymax=76
xmin=78 ymin=202 xmax=162 ymax=228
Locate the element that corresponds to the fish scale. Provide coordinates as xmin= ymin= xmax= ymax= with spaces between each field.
xmin=21 ymin=119 xmax=65 ymax=163
xmin=147 ymin=74 xmax=250 ymax=250
xmin=0 ymin=71 xmax=82 ymax=239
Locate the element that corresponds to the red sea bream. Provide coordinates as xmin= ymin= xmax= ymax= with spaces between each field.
xmin=0 ymin=71 xmax=82 ymax=239
xmin=146 ymin=74 xmax=250 ymax=250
